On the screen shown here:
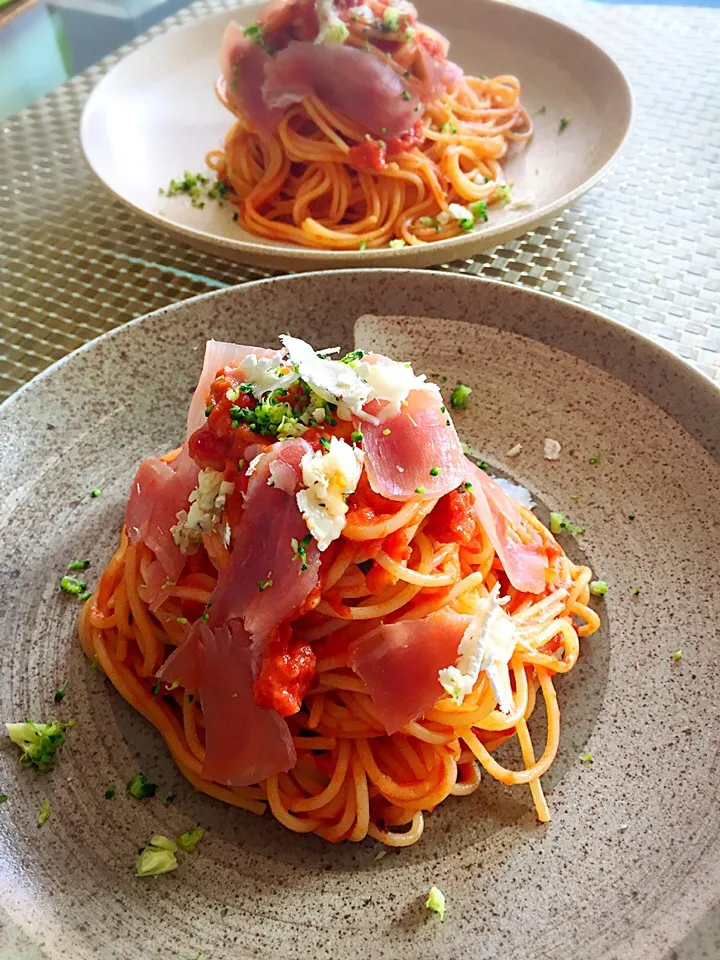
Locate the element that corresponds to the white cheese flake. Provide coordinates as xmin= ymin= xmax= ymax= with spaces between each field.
xmin=281 ymin=335 xmax=372 ymax=419
xmin=438 ymin=584 xmax=520 ymax=713
xmin=544 ymin=437 xmax=561 ymax=460
xmin=505 ymin=443 xmax=522 ymax=458
xmin=171 ymin=469 xmax=234 ymax=554
xmin=245 ymin=453 xmax=264 ymax=477
xmin=296 ymin=437 xmax=364 ymax=550
xmin=493 ymin=477 xmax=535 ymax=511
xmin=240 ymin=354 xmax=298 ymax=399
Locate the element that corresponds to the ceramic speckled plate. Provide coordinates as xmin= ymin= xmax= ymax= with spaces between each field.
xmin=80 ymin=0 xmax=631 ymax=270
xmin=0 ymin=271 xmax=718 ymax=960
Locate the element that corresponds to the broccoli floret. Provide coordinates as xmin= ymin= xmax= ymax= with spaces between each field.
xmin=6 ymin=720 xmax=71 ymax=771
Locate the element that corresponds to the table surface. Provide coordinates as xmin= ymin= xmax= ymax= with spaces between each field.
xmin=1 ymin=0 xmax=720 ymax=403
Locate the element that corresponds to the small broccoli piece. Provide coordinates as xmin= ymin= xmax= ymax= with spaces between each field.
xmin=136 ymin=836 xmax=178 ymax=877
xmin=126 ymin=773 xmax=157 ymax=800
xmin=37 ymin=799 xmax=51 ymax=825
xmin=450 ymin=384 xmax=472 ymax=409
xmin=589 ymin=580 xmax=608 ymax=596
xmin=6 ymin=720 xmax=71 ymax=771
xmin=425 ymin=886 xmax=446 ymax=920
xmin=177 ymin=826 xmax=205 ymax=853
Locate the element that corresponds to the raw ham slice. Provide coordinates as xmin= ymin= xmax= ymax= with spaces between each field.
xmin=263 ymin=41 xmax=420 ymax=139
xmin=186 ymin=339 xmax=279 ymax=438
xmin=209 ymin=438 xmax=320 ymax=643
xmin=349 ymin=609 xmax=469 ymax=733
xmin=219 ymin=23 xmax=284 ymax=135
xmin=467 ymin=461 xmax=547 ymax=594
xmin=360 ymin=387 xmax=467 ymax=501
xmin=159 ymin=621 xmax=296 ymax=786
xmin=125 ymin=448 xmax=199 ymax=583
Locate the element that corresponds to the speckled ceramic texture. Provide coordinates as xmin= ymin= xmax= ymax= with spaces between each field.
xmin=0 ymin=271 xmax=717 ymax=960
xmin=80 ymin=0 xmax=632 ymax=270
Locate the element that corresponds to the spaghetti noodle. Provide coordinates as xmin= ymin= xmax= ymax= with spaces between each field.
xmin=79 ymin=334 xmax=599 ymax=846
xmin=206 ymin=0 xmax=532 ymax=249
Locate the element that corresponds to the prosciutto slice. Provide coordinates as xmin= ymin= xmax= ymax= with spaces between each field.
xmin=219 ymin=22 xmax=283 ymax=135
xmin=159 ymin=620 xmax=296 ymax=786
xmin=360 ymin=387 xmax=467 ymax=501
xmin=349 ymin=609 xmax=469 ymax=733
xmin=467 ymin=462 xmax=547 ymax=594
xmin=209 ymin=438 xmax=320 ymax=643
xmin=263 ymin=41 xmax=420 ymax=139
xmin=125 ymin=449 xmax=199 ymax=583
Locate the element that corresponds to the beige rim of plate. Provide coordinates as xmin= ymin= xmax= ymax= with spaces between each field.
xmin=0 ymin=271 xmax=718 ymax=960
xmin=80 ymin=0 xmax=633 ymax=270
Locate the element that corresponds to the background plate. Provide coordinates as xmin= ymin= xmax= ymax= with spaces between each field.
xmin=0 ymin=271 xmax=718 ymax=960
xmin=80 ymin=0 xmax=632 ymax=269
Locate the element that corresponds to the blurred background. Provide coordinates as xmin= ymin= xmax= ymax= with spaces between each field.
xmin=2 ymin=0 xmax=719 ymax=122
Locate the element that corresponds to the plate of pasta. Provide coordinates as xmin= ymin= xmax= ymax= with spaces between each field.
xmin=80 ymin=0 xmax=631 ymax=268
xmin=0 ymin=270 xmax=718 ymax=960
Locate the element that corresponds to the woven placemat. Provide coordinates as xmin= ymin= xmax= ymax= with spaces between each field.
xmin=1 ymin=0 xmax=719 ymax=400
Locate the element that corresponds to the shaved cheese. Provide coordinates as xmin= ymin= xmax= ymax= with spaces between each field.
xmin=245 ymin=453 xmax=264 ymax=477
xmin=281 ymin=335 xmax=371 ymax=418
xmin=171 ymin=469 xmax=234 ymax=554
xmin=353 ymin=358 xmax=428 ymax=420
xmin=493 ymin=477 xmax=535 ymax=511
xmin=544 ymin=437 xmax=561 ymax=460
xmin=506 ymin=443 xmax=522 ymax=458
xmin=240 ymin=354 xmax=298 ymax=398
xmin=297 ymin=437 xmax=364 ymax=550
xmin=438 ymin=584 xmax=520 ymax=713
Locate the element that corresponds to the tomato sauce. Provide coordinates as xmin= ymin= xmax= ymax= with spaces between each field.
xmin=424 ymin=488 xmax=477 ymax=544
xmin=347 ymin=122 xmax=425 ymax=171
xmin=253 ymin=628 xmax=316 ymax=717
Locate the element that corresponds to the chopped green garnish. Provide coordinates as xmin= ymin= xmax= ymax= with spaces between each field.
xmin=136 ymin=836 xmax=178 ymax=877
xmin=417 ymin=216 xmax=438 ymax=230
xmin=441 ymin=121 xmax=457 ymax=135
xmin=176 ymin=616 xmax=188 ymax=625
xmin=401 ymin=90 xmax=411 ymax=101
xmin=589 ymin=581 xmax=608 ymax=597
xmin=351 ymin=430 xmax=363 ymax=444
xmin=229 ymin=388 xmax=310 ymax=440
xmin=469 ymin=199 xmax=488 ymax=222
xmin=60 ymin=575 xmax=87 ymax=596
xmin=549 ymin=512 xmax=584 ymax=536
xmin=54 ymin=681 xmax=68 ymax=703
xmin=579 ymin=752 xmax=593 ymax=764
xmin=463 ymin=481 xmax=472 ymax=491
xmin=340 ymin=349 xmax=364 ymax=365
xmin=159 ymin=169 xmax=229 ymax=209
xmin=258 ymin=578 xmax=273 ymax=592
xmin=37 ymin=799 xmax=51 ymax=826
xmin=164 ymin=793 xmax=176 ymax=803
xmin=382 ymin=428 xmax=392 ymax=436
xmin=389 ymin=239 xmax=406 ymax=248
xmin=0 ymin=795 xmax=8 ymax=804
xmin=631 ymin=587 xmax=641 ymax=596
xmin=672 ymin=650 xmax=682 ymax=661
xmin=414 ymin=486 xmax=426 ymax=495
xmin=588 ymin=453 xmax=601 ymax=464
xmin=480 ymin=73 xmax=490 ymax=80
xmin=429 ymin=466 xmax=441 ymax=477
xmin=495 ymin=183 xmax=512 ymax=206
xmin=291 ymin=533 xmax=312 ymax=572
xmin=425 ymin=886 xmax=446 ymax=921
xmin=126 ymin=773 xmax=157 ymax=800
xmin=559 ymin=116 xmax=571 ymax=133
xmin=6 ymin=720 xmax=71 ymax=771
xmin=534 ymin=105 xmax=547 ymax=116
xmin=177 ymin=826 xmax=205 ymax=853
xmin=90 ymin=488 xmax=102 ymax=498
xmin=205 ymin=405 xmax=212 ymax=417
xmin=104 ymin=785 xmax=115 ymax=800
xmin=68 ymin=559 xmax=90 ymax=571
xmin=382 ymin=6 xmax=400 ymax=30
xmin=628 ymin=513 xmax=636 ymax=521
xmin=450 ymin=383 xmax=472 ymax=409
xmin=151 ymin=680 xmax=161 ymax=696
xmin=359 ymin=240 xmax=367 ymax=251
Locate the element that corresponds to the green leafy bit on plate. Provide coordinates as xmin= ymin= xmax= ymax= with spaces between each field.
xmin=159 ymin=171 xmax=229 ymax=209
xmin=0 ymin=795 xmax=8 ymax=804
xmin=588 ymin=453 xmax=601 ymax=464
xmin=549 ymin=512 xmax=584 ymax=536
xmin=291 ymin=534 xmax=312 ymax=572
xmin=90 ymin=488 xmax=102 ymax=498
xmin=126 ymin=773 xmax=157 ymax=800
xmin=37 ymin=799 xmax=51 ymax=825
xmin=136 ymin=836 xmax=178 ymax=877
xmin=631 ymin=587 xmax=641 ymax=596
xmin=672 ymin=650 xmax=682 ymax=662
xmin=60 ymin=575 xmax=87 ymax=596
xmin=54 ymin=681 xmax=68 ymax=702
xmin=6 ymin=720 xmax=71 ymax=771
xmin=177 ymin=826 xmax=205 ymax=853
xmin=469 ymin=199 xmax=488 ymax=222
xmin=450 ymin=383 xmax=472 ymax=409
xmin=257 ymin=578 xmax=273 ymax=592
xmin=425 ymin=886 xmax=446 ymax=921
xmin=389 ymin=238 xmax=406 ymax=248
xmin=589 ymin=581 xmax=608 ymax=597
xmin=579 ymin=752 xmax=593 ymax=764
xmin=559 ymin=116 xmax=571 ymax=133
xmin=68 ymin=559 xmax=90 ymax=571
xmin=104 ymin=785 xmax=115 ymax=800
